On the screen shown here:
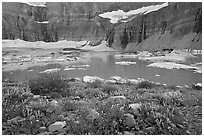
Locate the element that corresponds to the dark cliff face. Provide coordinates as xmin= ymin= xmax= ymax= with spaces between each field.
xmin=110 ymin=2 xmax=202 ymax=51
xmin=2 ymin=2 xmax=202 ymax=50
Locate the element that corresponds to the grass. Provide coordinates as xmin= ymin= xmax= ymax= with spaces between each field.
xmin=136 ymin=81 xmax=156 ymax=89
xmin=2 ymin=74 xmax=202 ymax=135
xmin=28 ymin=73 xmax=69 ymax=98
xmin=87 ymin=80 xmax=102 ymax=88
xmin=102 ymin=84 xmax=118 ymax=94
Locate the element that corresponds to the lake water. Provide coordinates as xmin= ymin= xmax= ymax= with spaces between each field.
xmin=2 ymin=52 xmax=202 ymax=86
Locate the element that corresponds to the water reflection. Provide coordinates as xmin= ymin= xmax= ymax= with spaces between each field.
xmin=2 ymin=52 xmax=202 ymax=86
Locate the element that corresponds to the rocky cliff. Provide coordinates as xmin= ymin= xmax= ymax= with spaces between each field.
xmin=2 ymin=2 xmax=202 ymax=50
xmin=109 ymin=2 xmax=202 ymax=51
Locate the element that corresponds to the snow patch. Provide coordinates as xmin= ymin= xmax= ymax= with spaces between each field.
xmin=56 ymin=58 xmax=66 ymax=61
xmin=36 ymin=21 xmax=49 ymax=24
xmin=148 ymin=62 xmax=197 ymax=70
xmin=99 ymin=2 xmax=168 ymax=24
xmin=64 ymin=67 xmax=76 ymax=71
xmin=195 ymin=83 xmax=202 ymax=87
xmin=191 ymin=62 xmax=202 ymax=73
xmin=23 ymin=2 xmax=46 ymax=7
xmin=39 ymin=68 xmax=60 ymax=73
xmin=115 ymin=61 xmax=137 ymax=65
xmin=2 ymin=39 xmax=87 ymax=49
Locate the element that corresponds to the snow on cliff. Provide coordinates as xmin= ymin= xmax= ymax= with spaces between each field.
xmin=22 ymin=2 xmax=46 ymax=7
xmin=99 ymin=2 xmax=169 ymax=24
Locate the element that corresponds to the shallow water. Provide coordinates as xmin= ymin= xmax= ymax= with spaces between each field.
xmin=3 ymin=52 xmax=202 ymax=86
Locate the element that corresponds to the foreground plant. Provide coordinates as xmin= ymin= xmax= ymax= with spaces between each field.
xmin=2 ymin=75 xmax=202 ymax=135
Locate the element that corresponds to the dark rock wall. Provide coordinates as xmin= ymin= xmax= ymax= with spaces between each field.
xmin=2 ymin=2 xmax=202 ymax=50
xmin=110 ymin=2 xmax=202 ymax=50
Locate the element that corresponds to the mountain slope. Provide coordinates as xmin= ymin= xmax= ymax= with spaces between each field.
xmin=2 ymin=2 xmax=202 ymax=50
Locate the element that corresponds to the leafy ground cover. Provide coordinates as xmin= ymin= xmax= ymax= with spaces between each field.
xmin=2 ymin=74 xmax=202 ymax=135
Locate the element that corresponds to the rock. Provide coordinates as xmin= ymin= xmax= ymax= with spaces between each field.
xmin=57 ymin=115 xmax=66 ymax=121
xmin=47 ymin=101 xmax=63 ymax=115
xmin=123 ymin=113 xmax=136 ymax=128
xmin=48 ymin=121 xmax=66 ymax=132
xmin=137 ymin=51 xmax=153 ymax=57
xmin=145 ymin=127 xmax=155 ymax=133
xmin=176 ymin=85 xmax=183 ymax=88
xmin=75 ymin=78 xmax=81 ymax=81
xmin=111 ymin=96 xmax=126 ymax=100
xmin=74 ymin=96 xmax=81 ymax=101
xmin=82 ymin=76 xmax=105 ymax=83
xmin=111 ymin=76 xmax=127 ymax=84
xmin=195 ymin=83 xmax=202 ymax=87
xmin=162 ymin=90 xmax=182 ymax=99
xmin=7 ymin=116 xmax=23 ymax=124
xmin=22 ymin=92 xmax=34 ymax=98
xmin=127 ymin=79 xmax=139 ymax=84
xmin=40 ymin=126 xmax=47 ymax=130
xmin=74 ymin=120 xmax=80 ymax=125
xmin=76 ymin=100 xmax=90 ymax=108
xmin=124 ymin=131 xmax=135 ymax=135
xmin=105 ymin=79 xmax=116 ymax=84
xmin=39 ymin=127 xmax=47 ymax=132
xmin=39 ymin=68 xmax=60 ymax=74
xmin=38 ymin=131 xmax=51 ymax=135
xmin=129 ymin=103 xmax=142 ymax=111
xmin=32 ymin=95 xmax=41 ymax=99
xmin=50 ymin=100 xmax=58 ymax=106
xmin=184 ymin=85 xmax=189 ymax=88
xmin=86 ymin=109 xmax=100 ymax=121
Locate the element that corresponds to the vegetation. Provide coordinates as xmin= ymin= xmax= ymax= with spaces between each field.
xmin=136 ymin=81 xmax=157 ymax=89
xmin=2 ymin=74 xmax=202 ymax=135
xmin=28 ymin=73 xmax=70 ymax=98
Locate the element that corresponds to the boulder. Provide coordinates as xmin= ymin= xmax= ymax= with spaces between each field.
xmin=48 ymin=121 xmax=66 ymax=132
xmin=124 ymin=131 xmax=135 ymax=135
xmin=50 ymin=100 xmax=58 ymax=106
xmin=39 ymin=127 xmax=47 ymax=132
xmin=123 ymin=113 xmax=136 ymax=128
xmin=127 ymin=79 xmax=140 ymax=84
xmin=57 ymin=115 xmax=66 ymax=121
xmin=137 ymin=51 xmax=153 ymax=57
xmin=86 ymin=109 xmax=100 ymax=121
xmin=129 ymin=103 xmax=142 ymax=112
xmin=105 ymin=79 xmax=116 ymax=84
xmin=46 ymin=100 xmax=63 ymax=115
xmin=111 ymin=76 xmax=127 ymax=84
xmin=195 ymin=83 xmax=202 ymax=88
xmin=82 ymin=76 xmax=105 ymax=83
xmin=32 ymin=95 xmax=41 ymax=100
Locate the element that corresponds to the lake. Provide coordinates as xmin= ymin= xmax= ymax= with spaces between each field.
xmin=2 ymin=52 xmax=202 ymax=87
